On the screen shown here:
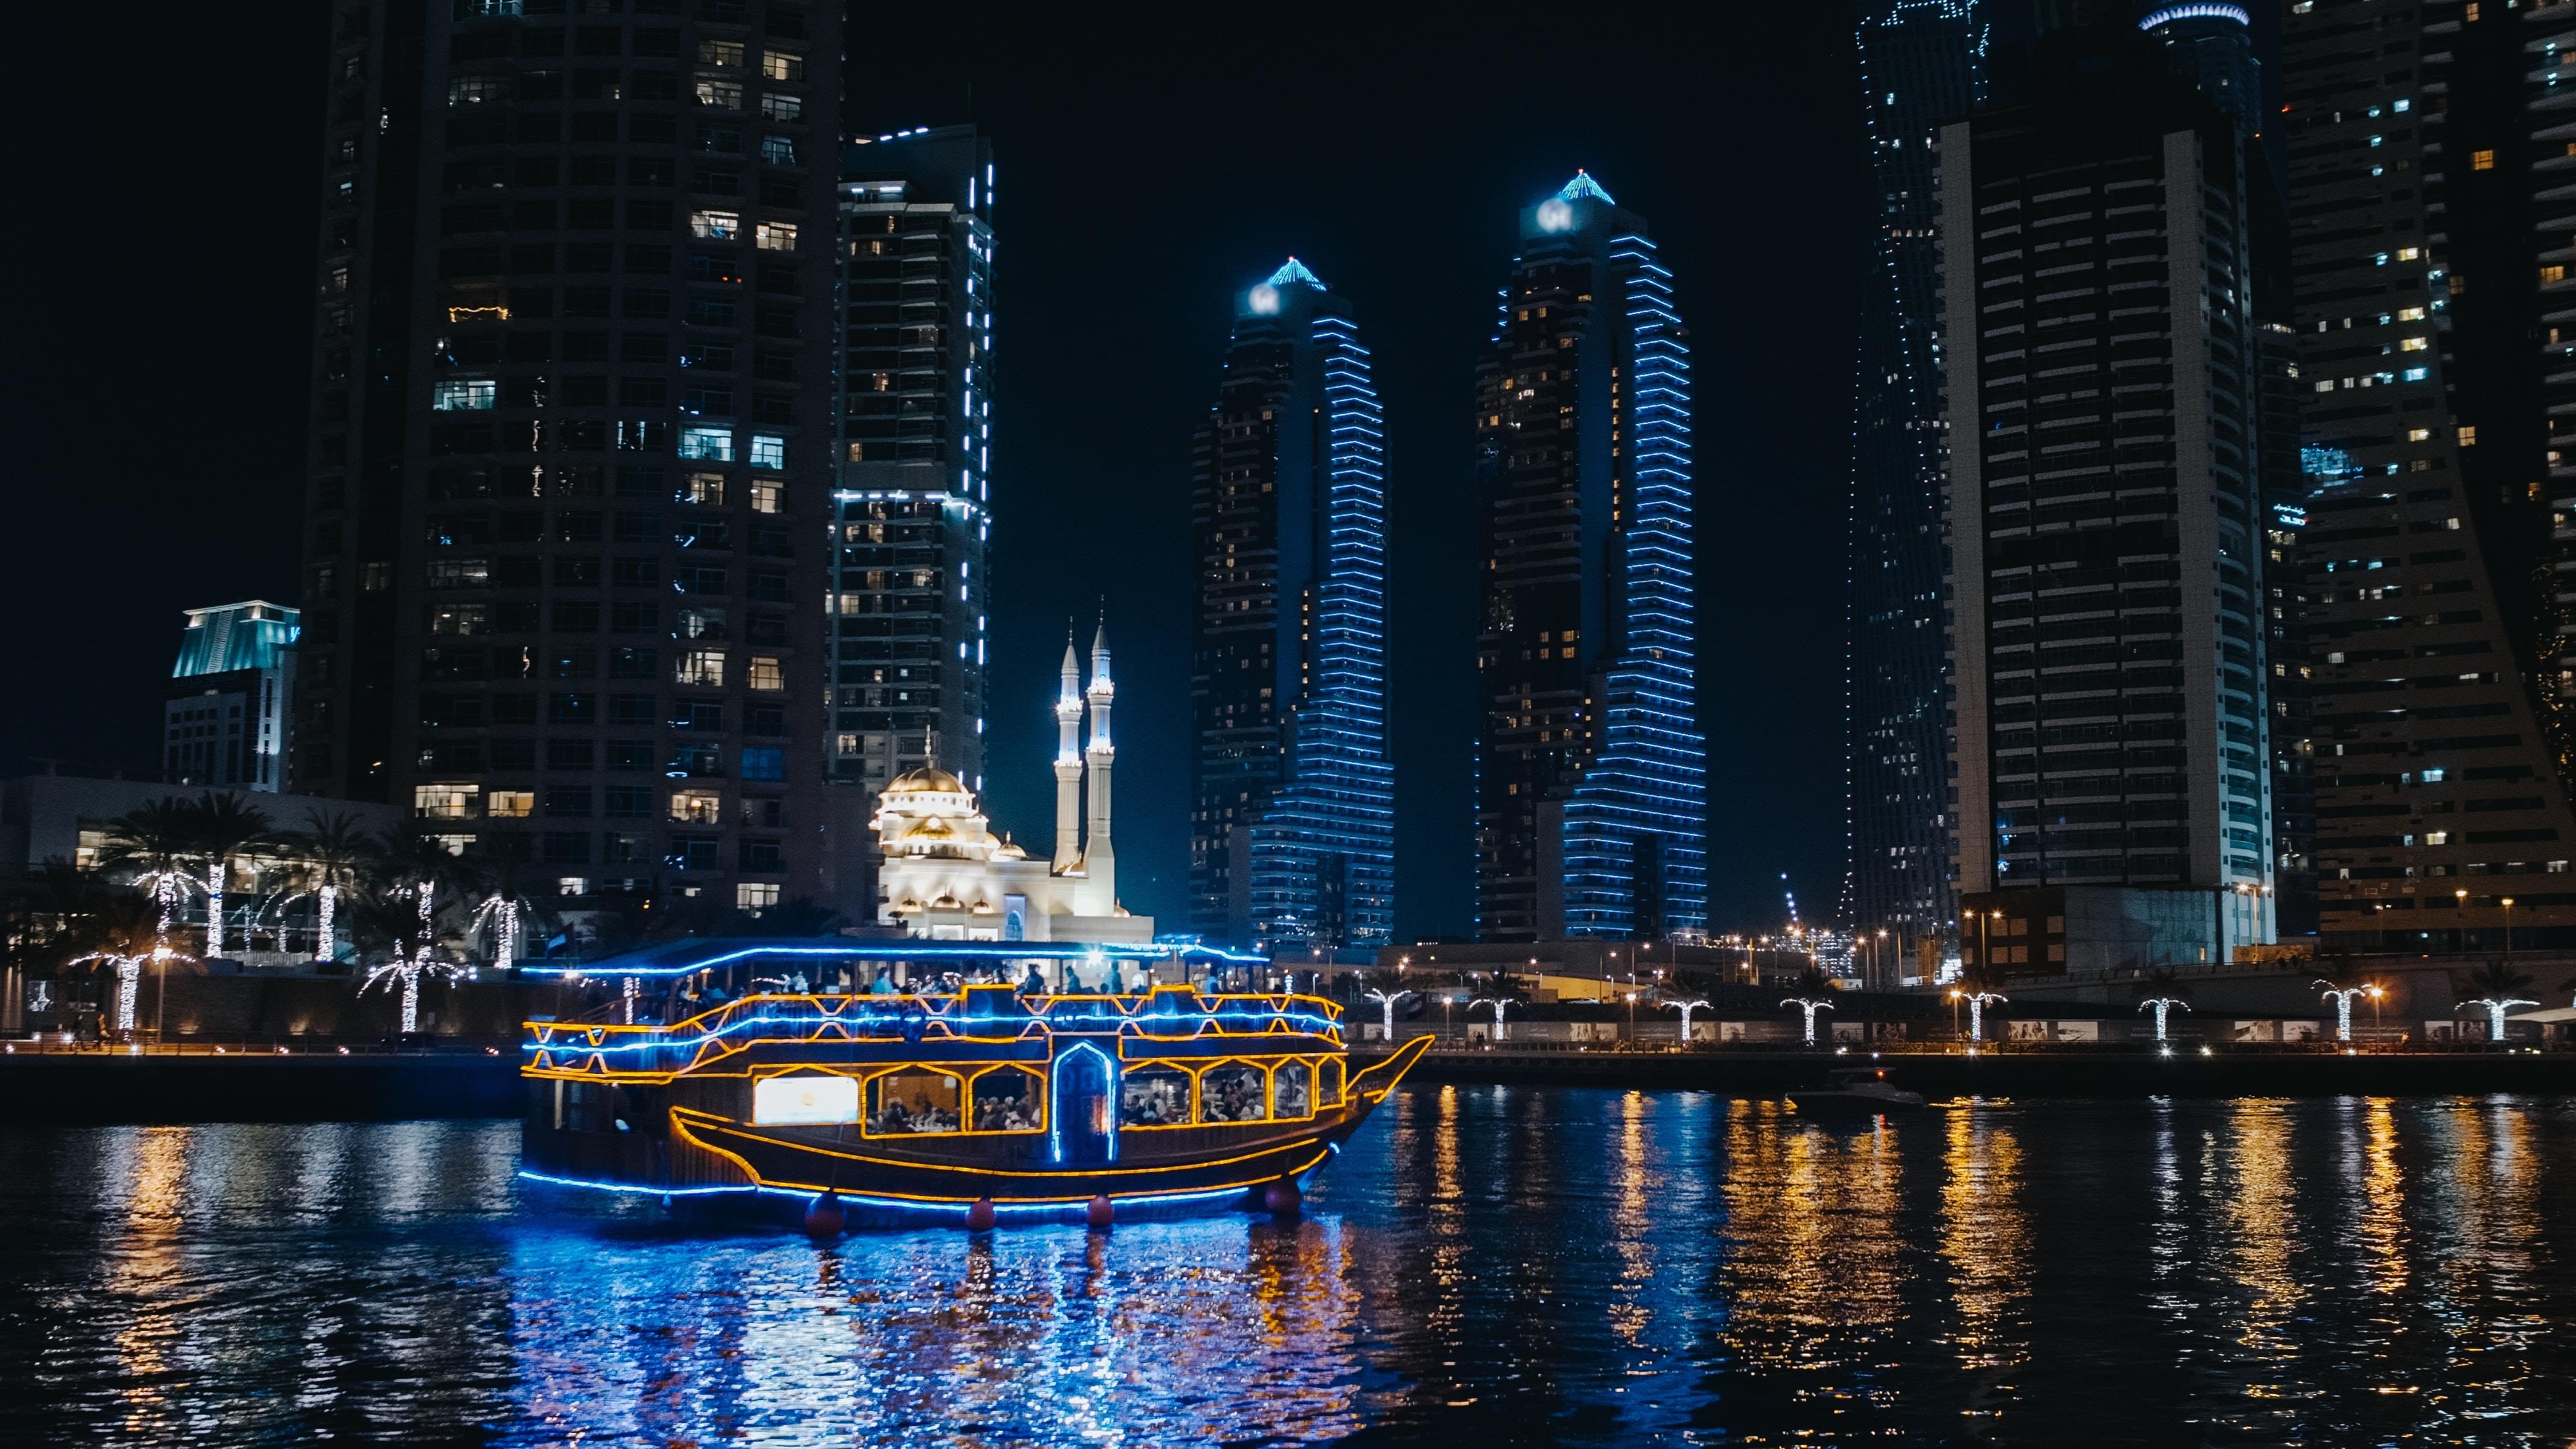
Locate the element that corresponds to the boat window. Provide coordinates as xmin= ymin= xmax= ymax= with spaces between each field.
xmin=866 ymin=1069 xmax=963 ymax=1134
xmin=969 ymin=1067 xmax=1042 ymax=1133
xmin=1271 ymin=1060 xmax=1312 ymax=1120
xmin=1317 ymin=1058 xmax=1344 ymax=1108
xmin=1200 ymin=1063 xmax=1269 ymax=1124
xmin=1118 ymin=1064 xmax=1191 ymax=1127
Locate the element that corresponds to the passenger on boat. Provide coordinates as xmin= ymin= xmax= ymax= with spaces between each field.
xmin=868 ymin=968 xmax=897 ymax=994
xmin=1019 ymin=966 xmax=1045 ymax=996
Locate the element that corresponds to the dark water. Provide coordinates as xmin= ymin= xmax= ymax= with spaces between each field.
xmin=3 ymin=1089 xmax=2574 ymax=1446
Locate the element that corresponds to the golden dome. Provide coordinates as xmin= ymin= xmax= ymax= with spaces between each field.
xmin=888 ymin=765 xmax=967 ymax=794
xmin=930 ymin=892 xmax=964 ymax=911
xmin=991 ymin=839 xmax=1027 ymax=861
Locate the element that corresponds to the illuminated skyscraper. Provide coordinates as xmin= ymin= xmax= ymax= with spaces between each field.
xmin=1846 ymin=0 xmax=1986 ymax=949
xmin=164 ymin=601 xmax=301 ymax=792
xmin=1189 ymin=260 xmax=1393 ymax=951
xmin=1472 ymin=174 xmax=1707 ymax=943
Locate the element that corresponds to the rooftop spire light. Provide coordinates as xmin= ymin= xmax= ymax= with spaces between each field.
xmin=1265 ymin=256 xmax=1326 ymax=290
xmin=1558 ymin=169 xmax=1615 ymax=205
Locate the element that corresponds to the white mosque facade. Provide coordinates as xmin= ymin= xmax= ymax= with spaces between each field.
xmin=871 ymin=625 xmax=1152 ymax=943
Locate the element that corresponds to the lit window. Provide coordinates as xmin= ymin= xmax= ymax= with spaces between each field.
xmin=2399 ymin=336 xmax=2428 ymax=352
xmin=2473 ymin=149 xmax=2496 ymax=170
xmin=669 ymin=789 xmax=724 ymax=824
xmin=447 ymin=75 xmax=504 ymax=105
xmin=749 ymin=481 xmax=782 ymax=514
xmin=741 ymin=745 xmax=785 ymax=780
xmin=762 ymin=50 xmax=804 ymax=82
xmin=2545 ymin=266 xmax=2569 ymax=285
xmin=759 ymin=93 xmax=802 ymax=123
xmin=680 ymin=427 xmax=735 ymax=462
xmin=749 ymin=434 xmax=786 ymax=470
xmin=2407 ymin=428 xmax=2431 ymax=442
xmin=755 ymin=221 xmax=798 ymax=252
xmin=677 ymin=649 xmax=726 ymax=686
xmin=2395 ymin=247 xmax=2420 ymax=262
xmin=694 ymin=78 xmax=743 ymax=111
xmin=2427 ymin=830 xmax=2449 ymax=845
xmin=682 ymin=472 xmax=727 ymax=505
xmin=413 ymin=784 xmax=480 ymax=818
xmin=836 ymin=732 xmax=859 ymax=756
xmin=2458 ymin=425 xmax=2478 ymax=447
xmin=2403 ymin=367 xmax=2429 ymax=382
xmin=760 ymin=135 xmax=798 ymax=168
xmin=488 ymin=790 xmax=535 ymax=818
xmin=433 ymin=379 xmax=496 ymax=411
xmin=737 ymin=881 xmax=782 ymax=910
xmin=698 ymin=39 xmax=744 ymax=67
xmin=747 ymin=656 xmax=785 ymax=691
xmin=690 ymin=209 xmax=741 ymax=240
xmin=2422 ymin=768 xmax=2448 ymax=784
xmin=2398 ymin=306 xmax=2425 ymax=321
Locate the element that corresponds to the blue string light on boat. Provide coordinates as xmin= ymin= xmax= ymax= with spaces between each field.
xmin=525 ymin=1002 xmax=1346 ymax=1061
xmin=515 ymin=1169 xmax=1263 ymax=1217
xmin=528 ymin=940 xmax=1273 ymax=980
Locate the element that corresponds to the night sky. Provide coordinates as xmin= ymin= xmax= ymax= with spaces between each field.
xmin=13 ymin=3 xmax=1871 ymax=941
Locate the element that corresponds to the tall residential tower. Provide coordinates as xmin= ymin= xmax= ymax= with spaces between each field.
xmin=1472 ymin=174 xmax=1707 ymax=943
xmin=1847 ymin=0 xmax=1986 ymax=951
xmin=1188 ymin=260 xmax=1394 ymax=951
xmin=297 ymin=1 xmax=841 ymax=915
xmin=1942 ymin=30 xmax=2277 ymax=974
xmin=2279 ymin=0 xmax=2576 ymax=953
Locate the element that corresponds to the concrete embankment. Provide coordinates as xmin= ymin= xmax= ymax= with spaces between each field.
xmin=1372 ymin=1046 xmax=2576 ymax=1097
xmin=0 ymin=1050 xmax=523 ymax=1123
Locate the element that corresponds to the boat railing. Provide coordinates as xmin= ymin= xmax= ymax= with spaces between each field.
xmin=524 ymin=989 xmax=1346 ymax=1079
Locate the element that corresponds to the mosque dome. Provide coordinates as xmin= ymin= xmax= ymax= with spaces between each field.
xmin=888 ymin=764 xmax=968 ymax=794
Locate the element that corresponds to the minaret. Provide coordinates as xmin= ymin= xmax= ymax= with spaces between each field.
xmin=1084 ymin=619 xmax=1116 ymax=902
xmin=1053 ymin=631 xmax=1084 ymax=871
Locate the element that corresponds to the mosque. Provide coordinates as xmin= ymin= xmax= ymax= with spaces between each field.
xmin=871 ymin=625 xmax=1152 ymax=943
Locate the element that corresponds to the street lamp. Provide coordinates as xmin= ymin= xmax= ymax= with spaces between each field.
xmin=2504 ymin=896 xmax=2516 ymax=956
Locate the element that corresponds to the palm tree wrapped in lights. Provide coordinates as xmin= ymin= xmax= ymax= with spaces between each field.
xmin=350 ymin=893 xmax=461 ymax=1035
xmin=2455 ymin=959 xmax=2537 ymax=1046
xmin=467 ymin=830 xmax=544 ymax=975
xmin=95 ymin=799 xmax=202 ymax=963
xmin=69 ymin=896 xmax=195 ymax=1037
xmin=1360 ymin=985 xmax=1411 ymax=1041
xmin=1954 ymin=960 xmax=2008 ymax=1044
xmin=1780 ymin=967 xmax=1839 ymax=1047
xmin=375 ymin=831 xmax=475 ymax=983
xmin=1468 ymin=996 xmax=1515 ymax=1042
xmin=2128 ymin=963 xmax=2193 ymax=1046
xmin=1662 ymin=998 xmax=1713 ymax=1046
xmin=283 ymin=812 xmax=375 ymax=965
xmin=186 ymin=794 xmax=276 ymax=961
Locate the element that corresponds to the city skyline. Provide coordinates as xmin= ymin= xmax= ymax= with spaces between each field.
xmin=12 ymin=4 xmax=1868 ymax=941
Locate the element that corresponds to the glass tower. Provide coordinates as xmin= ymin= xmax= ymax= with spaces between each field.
xmin=1472 ymin=174 xmax=1707 ymax=943
xmin=1189 ymin=260 xmax=1394 ymax=951
xmin=1847 ymin=0 xmax=1986 ymax=949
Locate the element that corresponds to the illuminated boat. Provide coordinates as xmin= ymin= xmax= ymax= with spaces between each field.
xmin=519 ymin=944 xmax=1431 ymax=1228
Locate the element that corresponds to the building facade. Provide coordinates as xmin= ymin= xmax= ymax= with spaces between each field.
xmin=296 ymin=1 xmax=840 ymax=914
xmin=2279 ymin=0 xmax=2576 ymax=951
xmin=1187 ymin=260 xmax=1394 ymax=952
xmin=829 ymin=125 xmax=995 ymax=800
xmin=1846 ymin=0 xmax=1987 ymax=949
xmin=1472 ymin=173 xmax=1708 ymax=943
xmin=164 ymin=602 xmax=301 ymax=792
xmin=1941 ymin=38 xmax=2277 ymax=971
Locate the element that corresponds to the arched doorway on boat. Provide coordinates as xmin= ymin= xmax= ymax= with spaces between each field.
xmin=1051 ymin=1041 xmax=1117 ymax=1165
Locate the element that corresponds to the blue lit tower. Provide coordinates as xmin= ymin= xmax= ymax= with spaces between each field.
xmin=1188 ymin=260 xmax=1394 ymax=951
xmin=1472 ymin=174 xmax=1706 ymax=943
xmin=1845 ymin=1 xmax=1986 ymax=955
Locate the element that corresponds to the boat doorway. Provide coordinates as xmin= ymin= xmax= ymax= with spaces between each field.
xmin=1053 ymin=1042 xmax=1117 ymax=1165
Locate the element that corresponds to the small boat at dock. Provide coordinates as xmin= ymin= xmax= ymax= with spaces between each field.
xmin=1787 ymin=1066 xmax=1927 ymax=1118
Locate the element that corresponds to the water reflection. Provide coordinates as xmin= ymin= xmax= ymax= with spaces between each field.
xmin=1 ymin=1095 xmax=2574 ymax=1446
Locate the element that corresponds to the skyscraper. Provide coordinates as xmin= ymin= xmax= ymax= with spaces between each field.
xmin=826 ymin=126 xmax=995 ymax=798
xmin=1847 ymin=0 xmax=1987 ymax=950
xmin=1942 ymin=28 xmax=2277 ymax=973
xmin=1188 ymin=260 xmax=1393 ymax=951
xmin=1472 ymin=174 xmax=1707 ymax=943
xmin=298 ymin=1 xmax=841 ymax=914
xmin=2279 ymin=0 xmax=2576 ymax=953
xmin=164 ymin=602 xmax=301 ymax=792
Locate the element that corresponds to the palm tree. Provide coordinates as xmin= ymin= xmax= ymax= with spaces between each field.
xmin=2455 ymin=959 xmax=2538 ymax=1046
xmin=1780 ymin=965 xmax=1839 ymax=1047
xmin=466 ymin=830 xmax=543 ymax=974
xmin=183 ymin=793 xmax=276 ymax=959
xmin=372 ymin=830 xmax=476 ymax=977
xmin=345 ymin=890 xmax=455 ymax=1035
xmin=67 ymin=894 xmax=193 ymax=1037
xmin=2130 ymin=963 xmax=2194 ymax=1045
xmin=281 ymin=812 xmax=376 ymax=965
xmin=94 ymin=798 xmax=201 ymax=957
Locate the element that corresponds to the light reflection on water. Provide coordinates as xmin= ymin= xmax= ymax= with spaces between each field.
xmin=2 ymin=1091 xmax=2573 ymax=1446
